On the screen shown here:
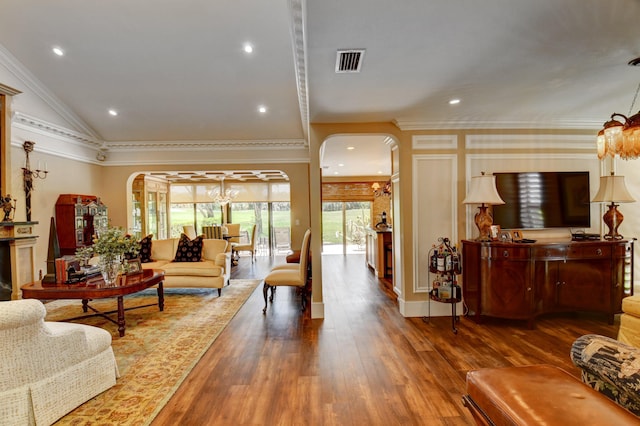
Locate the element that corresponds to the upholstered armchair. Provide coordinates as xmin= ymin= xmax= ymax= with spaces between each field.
xmin=0 ymin=299 xmax=119 ymax=426
xmin=571 ymin=295 xmax=640 ymax=416
xmin=262 ymin=228 xmax=311 ymax=314
xmin=233 ymin=224 xmax=257 ymax=262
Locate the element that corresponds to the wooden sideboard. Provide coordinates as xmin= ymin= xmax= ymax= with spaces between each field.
xmin=365 ymin=228 xmax=392 ymax=278
xmin=461 ymin=239 xmax=634 ymax=327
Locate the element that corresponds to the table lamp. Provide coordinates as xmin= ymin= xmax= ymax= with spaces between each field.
xmin=591 ymin=172 xmax=636 ymax=240
xmin=463 ymin=172 xmax=505 ymax=241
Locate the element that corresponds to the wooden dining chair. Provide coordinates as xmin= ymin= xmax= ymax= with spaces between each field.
xmin=262 ymin=229 xmax=311 ymax=314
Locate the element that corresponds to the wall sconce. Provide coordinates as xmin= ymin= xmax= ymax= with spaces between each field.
xmin=462 ymin=172 xmax=505 ymax=241
xmin=372 ymin=180 xmax=391 ymax=197
xmin=592 ymin=172 xmax=635 ymax=240
xmin=21 ymin=141 xmax=48 ymax=222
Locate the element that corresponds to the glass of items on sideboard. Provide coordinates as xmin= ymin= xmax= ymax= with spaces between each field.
xmin=424 ymin=237 xmax=462 ymax=334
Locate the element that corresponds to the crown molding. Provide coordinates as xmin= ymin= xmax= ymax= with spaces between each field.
xmin=393 ymin=118 xmax=602 ymax=131
xmin=0 ymin=44 xmax=100 ymax=138
xmin=0 ymin=82 xmax=21 ymax=96
xmin=465 ymin=133 xmax=594 ymax=150
xmin=13 ymin=110 xmax=307 ymax=151
xmin=13 ymin=112 xmax=103 ymax=147
xmin=288 ymin=0 xmax=309 ymax=143
xmin=104 ymin=139 xmax=308 ymax=151
xmin=12 ymin=109 xmax=310 ymax=166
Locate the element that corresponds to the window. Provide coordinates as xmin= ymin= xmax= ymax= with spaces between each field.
xmin=170 ymin=182 xmax=291 ymax=255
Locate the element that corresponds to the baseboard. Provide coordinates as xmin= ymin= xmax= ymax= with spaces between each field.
xmin=398 ymin=298 xmax=463 ymax=318
xmin=311 ymin=301 xmax=324 ymax=319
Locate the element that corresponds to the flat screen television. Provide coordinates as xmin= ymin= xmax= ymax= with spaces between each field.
xmin=492 ymin=171 xmax=591 ymax=229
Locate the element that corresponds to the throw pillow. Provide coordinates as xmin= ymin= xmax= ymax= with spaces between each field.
xmin=124 ymin=234 xmax=140 ymax=260
xmin=174 ymin=233 xmax=203 ymax=262
xmin=139 ymin=234 xmax=153 ymax=263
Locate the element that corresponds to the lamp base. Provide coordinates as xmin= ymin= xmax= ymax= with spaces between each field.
xmin=602 ymin=202 xmax=624 ymax=240
xmin=474 ymin=204 xmax=493 ymax=242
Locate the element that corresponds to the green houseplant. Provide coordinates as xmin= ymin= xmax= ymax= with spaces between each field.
xmin=90 ymin=227 xmax=139 ymax=284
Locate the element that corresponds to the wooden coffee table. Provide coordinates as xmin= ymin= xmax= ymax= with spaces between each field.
xmin=21 ymin=269 xmax=165 ymax=337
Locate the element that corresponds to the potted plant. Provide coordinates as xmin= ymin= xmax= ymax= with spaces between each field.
xmin=90 ymin=227 xmax=139 ymax=284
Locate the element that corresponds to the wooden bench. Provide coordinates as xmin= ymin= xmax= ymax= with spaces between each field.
xmin=462 ymin=364 xmax=639 ymax=425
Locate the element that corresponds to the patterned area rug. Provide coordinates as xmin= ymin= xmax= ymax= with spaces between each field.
xmin=44 ymin=279 xmax=260 ymax=426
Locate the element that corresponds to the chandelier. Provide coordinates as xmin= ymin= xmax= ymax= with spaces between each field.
xmin=210 ymin=177 xmax=238 ymax=206
xmin=596 ymin=57 xmax=640 ymax=160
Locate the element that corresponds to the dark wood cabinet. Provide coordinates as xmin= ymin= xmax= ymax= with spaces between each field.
xmin=462 ymin=239 xmax=633 ymax=326
xmin=482 ymin=244 xmax=533 ymax=320
xmin=55 ymin=194 xmax=108 ymax=256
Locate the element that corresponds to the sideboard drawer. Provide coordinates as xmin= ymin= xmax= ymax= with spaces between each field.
xmin=487 ymin=246 xmax=530 ymax=260
xmin=567 ymin=245 xmax=611 ymax=259
xmin=532 ymin=246 xmax=566 ymax=260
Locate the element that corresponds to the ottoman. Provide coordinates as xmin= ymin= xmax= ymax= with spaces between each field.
xmin=462 ymin=364 xmax=639 ymax=425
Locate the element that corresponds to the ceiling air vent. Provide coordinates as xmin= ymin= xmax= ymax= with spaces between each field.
xmin=335 ymin=49 xmax=365 ymax=73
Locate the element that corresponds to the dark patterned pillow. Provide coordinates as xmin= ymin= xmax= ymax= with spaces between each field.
xmin=174 ymin=233 xmax=203 ymax=262
xmin=139 ymin=234 xmax=153 ymax=263
xmin=123 ymin=234 xmax=139 ymax=260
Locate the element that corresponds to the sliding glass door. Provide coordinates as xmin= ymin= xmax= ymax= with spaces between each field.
xmin=322 ymin=201 xmax=370 ymax=255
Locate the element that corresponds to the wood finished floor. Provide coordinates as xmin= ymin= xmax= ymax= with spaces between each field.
xmin=152 ymin=253 xmax=619 ymax=425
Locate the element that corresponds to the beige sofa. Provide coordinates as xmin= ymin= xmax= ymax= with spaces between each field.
xmin=0 ymin=299 xmax=119 ymax=426
xmin=141 ymin=238 xmax=232 ymax=295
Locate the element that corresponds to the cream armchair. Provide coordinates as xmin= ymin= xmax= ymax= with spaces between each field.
xmin=233 ymin=224 xmax=257 ymax=262
xmin=262 ymin=229 xmax=311 ymax=314
xmin=0 ymin=299 xmax=119 ymax=426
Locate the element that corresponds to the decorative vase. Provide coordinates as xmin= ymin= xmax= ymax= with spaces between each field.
xmin=99 ymin=255 xmax=122 ymax=285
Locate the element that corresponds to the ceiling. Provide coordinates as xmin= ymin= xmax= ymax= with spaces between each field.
xmin=1 ymin=0 xmax=640 ymax=180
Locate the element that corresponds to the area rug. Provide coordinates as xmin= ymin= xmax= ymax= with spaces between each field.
xmin=43 ymin=279 xmax=260 ymax=426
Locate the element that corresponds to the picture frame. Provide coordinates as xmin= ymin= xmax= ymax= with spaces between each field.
xmin=512 ymin=230 xmax=523 ymax=241
xmin=498 ymin=230 xmax=512 ymax=243
xmin=490 ymin=225 xmax=501 ymax=240
xmin=124 ymin=258 xmax=143 ymax=274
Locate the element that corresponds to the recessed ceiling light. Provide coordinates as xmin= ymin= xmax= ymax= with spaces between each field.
xmin=52 ymin=47 xmax=64 ymax=56
xmin=108 ymin=109 xmax=118 ymax=116
xmin=377 ymin=171 xmax=383 ymax=174
xmin=334 ymin=171 xmax=339 ymax=175
xmin=449 ymin=98 xmax=461 ymax=105
xmin=258 ymin=105 xmax=267 ymax=113
xmin=243 ymin=43 xmax=254 ymax=54
xmin=347 ymin=146 xmax=355 ymax=150
xmin=338 ymin=163 xmax=344 ymax=167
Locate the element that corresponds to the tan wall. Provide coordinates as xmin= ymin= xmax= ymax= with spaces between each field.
xmin=13 ymin=121 xmax=640 ymax=315
xmin=308 ymin=123 xmax=640 ymax=315
xmin=9 ymin=146 xmax=310 ymax=280
xmin=9 ymin=147 xmax=104 ymax=276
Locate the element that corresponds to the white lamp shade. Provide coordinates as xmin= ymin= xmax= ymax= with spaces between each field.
xmin=592 ymin=174 xmax=636 ymax=203
xmin=463 ymin=174 xmax=505 ymax=205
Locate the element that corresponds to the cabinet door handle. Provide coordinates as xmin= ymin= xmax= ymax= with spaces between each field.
xmin=503 ymin=250 xmax=509 ymax=258
xmin=596 ymin=248 xmax=602 ymax=256
xmin=527 ymin=287 xmax=532 ymax=291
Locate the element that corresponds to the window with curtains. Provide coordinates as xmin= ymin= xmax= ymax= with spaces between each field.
xmin=169 ymin=182 xmax=290 ymax=251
